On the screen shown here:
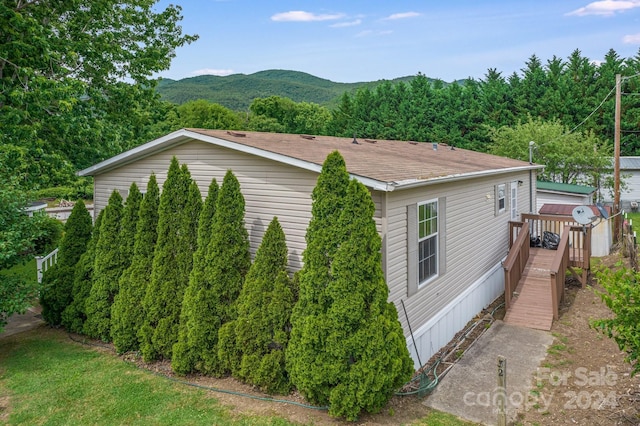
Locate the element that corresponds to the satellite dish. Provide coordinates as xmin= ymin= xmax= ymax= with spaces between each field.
xmin=572 ymin=205 xmax=596 ymax=225
xmin=595 ymin=202 xmax=609 ymax=220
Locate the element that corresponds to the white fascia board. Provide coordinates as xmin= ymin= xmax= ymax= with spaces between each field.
xmin=77 ymin=129 xmax=193 ymax=176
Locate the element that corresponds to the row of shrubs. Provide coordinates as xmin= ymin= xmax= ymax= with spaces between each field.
xmin=39 ymin=152 xmax=413 ymax=420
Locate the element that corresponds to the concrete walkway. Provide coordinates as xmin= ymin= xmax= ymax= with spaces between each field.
xmin=0 ymin=305 xmax=44 ymax=339
xmin=424 ymin=320 xmax=553 ymax=425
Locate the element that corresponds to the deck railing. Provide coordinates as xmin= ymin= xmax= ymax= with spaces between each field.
xmin=550 ymin=229 xmax=570 ymax=320
xmin=35 ymin=247 xmax=59 ymax=283
xmin=503 ymin=222 xmax=530 ymax=310
xmin=520 ymin=214 xmax=591 ymax=286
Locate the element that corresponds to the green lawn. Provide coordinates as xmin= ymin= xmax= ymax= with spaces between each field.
xmin=0 ymin=329 xmax=474 ymax=425
xmin=624 ymin=211 xmax=640 ymax=236
xmin=0 ymin=330 xmax=293 ymax=426
xmin=0 ymin=258 xmax=37 ymax=286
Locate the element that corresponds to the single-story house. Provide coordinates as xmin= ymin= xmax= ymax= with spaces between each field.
xmin=79 ymin=129 xmax=541 ymax=369
xmin=536 ymin=181 xmax=596 ymax=213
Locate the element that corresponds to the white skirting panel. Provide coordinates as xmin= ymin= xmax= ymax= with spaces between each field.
xmin=405 ymin=261 xmax=504 ymax=370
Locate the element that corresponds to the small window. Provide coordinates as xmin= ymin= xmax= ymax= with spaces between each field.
xmin=497 ymin=184 xmax=506 ymax=213
xmin=418 ymin=200 xmax=438 ymax=285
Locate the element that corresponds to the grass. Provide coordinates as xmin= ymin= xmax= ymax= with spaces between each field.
xmin=0 ymin=330 xmax=293 ymax=426
xmin=0 ymin=329 xmax=475 ymax=426
xmin=0 ymin=258 xmax=37 ymax=286
xmin=624 ymin=211 xmax=640 ymax=235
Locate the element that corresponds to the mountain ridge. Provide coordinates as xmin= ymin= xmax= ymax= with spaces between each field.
xmin=155 ymin=69 xmax=426 ymax=111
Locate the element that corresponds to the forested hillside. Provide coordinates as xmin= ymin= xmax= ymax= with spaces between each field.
xmin=156 ymin=69 xmax=415 ymax=110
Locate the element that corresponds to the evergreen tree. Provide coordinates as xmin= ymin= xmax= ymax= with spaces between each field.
xmin=83 ymin=190 xmax=125 ymax=341
xmin=118 ymin=182 xmax=143 ymax=270
xmin=287 ymin=151 xmax=350 ymax=406
xmin=173 ymin=170 xmax=249 ymax=375
xmin=172 ymin=178 xmax=219 ymax=374
xmin=111 ymin=175 xmax=160 ymax=353
xmin=139 ymin=157 xmax=197 ymax=361
xmin=61 ymin=210 xmax=104 ymax=333
xmin=219 ymin=217 xmax=295 ymax=394
xmin=40 ymin=201 xmax=92 ymax=325
xmin=324 ymin=179 xmax=413 ymax=419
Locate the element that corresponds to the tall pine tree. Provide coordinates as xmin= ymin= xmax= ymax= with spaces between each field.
xmin=61 ymin=210 xmax=104 ymax=333
xmin=111 ymin=175 xmax=160 ymax=353
xmin=219 ymin=217 xmax=295 ymax=394
xmin=83 ymin=190 xmax=125 ymax=341
xmin=172 ymin=178 xmax=219 ymax=374
xmin=139 ymin=158 xmax=199 ymax=361
xmin=40 ymin=201 xmax=92 ymax=325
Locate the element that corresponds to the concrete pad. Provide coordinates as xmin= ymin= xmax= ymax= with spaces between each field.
xmin=423 ymin=320 xmax=553 ymax=425
xmin=0 ymin=305 xmax=44 ymax=339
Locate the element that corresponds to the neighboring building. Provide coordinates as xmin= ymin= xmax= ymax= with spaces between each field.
xmin=617 ymin=157 xmax=640 ymax=211
xmin=24 ymin=201 xmax=47 ymax=217
xmin=79 ymin=129 xmax=541 ymax=369
xmin=538 ymin=203 xmax=612 ymax=257
xmin=536 ymin=181 xmax=596 ymax=213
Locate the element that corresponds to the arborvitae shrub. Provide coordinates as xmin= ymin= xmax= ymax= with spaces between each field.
xmin=219 ymin=217 xmax=294 ymax=394
xmin=40 ymin=201 xmax=92 ymax=325
xmin=324 ymin=179 xmax=413 ymax=419
xmin=287 ymin=151 xmax=350 ymax=402
xmin=111 ymin=175 xmax=160 ymax=353
xmin=173 ymin=170 xmax=249 ymax=375
xmin=139 ymin=158 xmax=199 ymax=361
xmin=61 ymin=210 xmax=104 ymax=333
xmin=172 ymin=178 xmax=219 ymax=374
xmin=287 ymin=152 xmax=413 ymax=420
xmin=117 ymin=182 xmax=142 ymax=270
xmin=83 ymin=190 xmax=125 ymax=341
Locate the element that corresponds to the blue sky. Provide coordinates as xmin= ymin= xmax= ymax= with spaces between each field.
xmin=154 ymin=0 xmax=640 ymax=83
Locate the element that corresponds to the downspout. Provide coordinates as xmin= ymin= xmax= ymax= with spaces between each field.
xmin=529 ymin=141 xmax=535 ymax=213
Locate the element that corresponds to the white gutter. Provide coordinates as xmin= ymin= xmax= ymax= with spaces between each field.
xmin=389 ymin=165 xmax=544 ymax=191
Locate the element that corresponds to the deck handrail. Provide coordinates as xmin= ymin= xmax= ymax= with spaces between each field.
xmin=503 ymin=221 xmax=530 ymax=311
xmin=549 ymin=229 xmax=570 ymax=320
xmin=35 ymin=247 xmax=59 ymax=283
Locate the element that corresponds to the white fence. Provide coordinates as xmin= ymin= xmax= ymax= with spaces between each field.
xmin=35 ymin=248 xmax=59 ymax=283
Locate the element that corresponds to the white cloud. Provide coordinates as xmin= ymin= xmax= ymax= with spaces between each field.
xmin=566 ymin=0 xmax=640 ymax=17
xmin=271 ymin=11 xmax=344 ymax=22
xmin=190 ymin=68 xmax=234 ymax=77
xmin=330 ymin=19 xmax=362 ymax=28
xmin=383 ymin=11 xmax=421 ymax=20
xmin=623 ymin=33 xmax=640 ymax=43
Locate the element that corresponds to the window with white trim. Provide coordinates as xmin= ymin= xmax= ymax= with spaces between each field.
xmin=497 ymin=183 xmax=506 ymax=214
xmin=418 ymin=200 xmax=438 ymax=285
xmin=510 ymin=181 xmax=518 ymax=220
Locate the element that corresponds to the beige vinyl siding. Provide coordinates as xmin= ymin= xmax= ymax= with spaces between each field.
xmin=386 ymin=172 xmax=531 ymax=333
xmin=93 ymin=139 xmax=384 ymax=272
xmin=94 ymin=140 xmax=317 ymax=271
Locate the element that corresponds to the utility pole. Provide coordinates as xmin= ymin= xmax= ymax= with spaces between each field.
xmin=614 ymin=74 xmax=622 ymax=244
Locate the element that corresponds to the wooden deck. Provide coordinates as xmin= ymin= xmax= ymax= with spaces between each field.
xmin=503 ymin=248 xmax=557 ymax=331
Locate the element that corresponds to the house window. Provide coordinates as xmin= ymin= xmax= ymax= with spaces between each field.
xmin=497 ymin=184 xmax=506 ymax=213
xmin=418 ymin=200 xmax=438 ymax=285
xmin=510 ymin=181 xmax=518 ymax=220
